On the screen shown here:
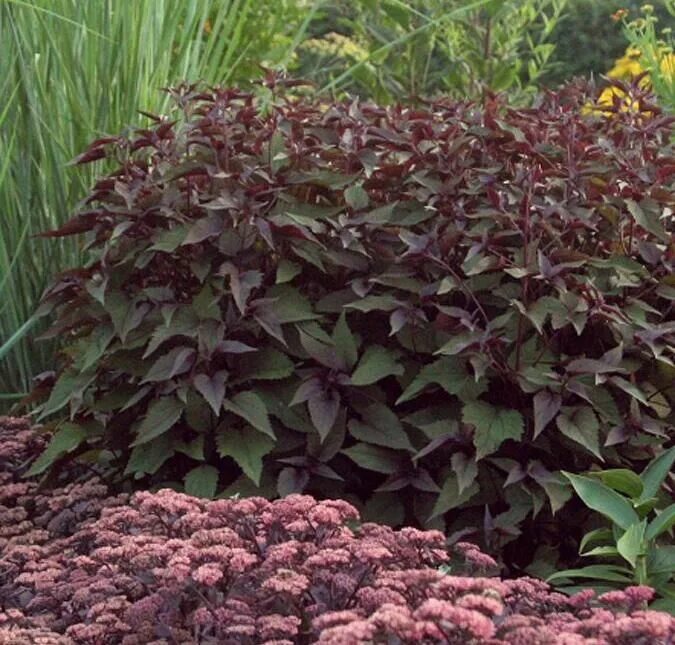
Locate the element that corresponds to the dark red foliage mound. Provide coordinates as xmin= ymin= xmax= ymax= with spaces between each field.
xmin=30 ymin=78 xmax=675 ymax=571
xmin=2 ymin=419 xmax=674 ymax=644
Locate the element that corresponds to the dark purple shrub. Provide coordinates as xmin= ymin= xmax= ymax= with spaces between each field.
xmin=1 ymin=419 xmax=674 ymax=643
xmin=29 ymin=77 xmax=675 ymax=568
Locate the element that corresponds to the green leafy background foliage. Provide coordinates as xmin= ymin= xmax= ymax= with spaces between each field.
xmin=29 ymin=79 xmax=674 ymax=573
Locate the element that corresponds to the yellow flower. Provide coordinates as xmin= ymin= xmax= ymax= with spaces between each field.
xmin=659 ymin=52 xmax=675 ymax=79
xmin=607 ymin=48 xmax=644 ymax=79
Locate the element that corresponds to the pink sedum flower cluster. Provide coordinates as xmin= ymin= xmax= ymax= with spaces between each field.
xmin=1 ymin=418 xmax=674 ymax=644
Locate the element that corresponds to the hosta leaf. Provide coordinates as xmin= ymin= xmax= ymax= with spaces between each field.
xmin=216 ymin=424 xmax=275 ymax=486
xmin=556 ymin=406 xmax=602 ymax=459
xmin=586 ymin=469 xmax=643 ymax=499
xmin=647 ymin=545 xmax=675 ymax=575
xmin=639 ymin=446 xmax=675 ymax=503
xmin=546 ymin=565 xmax=632 ymax=584
xmin=141 ymin=347 xmax=195 ymax=383
xmin=462 ymin=401 xmax=524 ymax=459
xmin=341 ymin=443 xmax=403 ymax=474
xmin=184 ymin=465 xmax=219 ymax=498
xmin=562 ymin=472 xmax=639 ymax=530
xmin=646 ymin=504 xmax=675 ymax=541
xmin=131 ymin=396 xmax=184 ymax=446
xmin=223 ymin=392 xmax=275 ymax=439
xmin=193 ymin=371 xmax=228 ymax=415
xmin=351 ymin=345 xmax=403 ymax=386
xmin=616 ymin=520 xmax=646 ymax=568
xmin=26 ymin=423 xmax=88 ymax=476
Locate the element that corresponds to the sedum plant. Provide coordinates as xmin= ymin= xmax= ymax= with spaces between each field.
xmin=2 ymin=419 xmax=674 ymax=643
xmin=548 ymin=446 xmax=675 ymax=612
xmin=27 ymin=77 xmax=675 ymax=569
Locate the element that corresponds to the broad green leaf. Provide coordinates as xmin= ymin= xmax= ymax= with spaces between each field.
xmin=463 ymin=401 xmax=524 ymax=459
xmin=141 ymin=346 xmax=195 ymax=383
xmin=344 ymin=183 xmax=370 ymax=210
xmin=184 ymin=465 xmax=219 ymax=498
xmin=646 ymin=504 xmax=675 ymax=541
xmin=348 ymin=403 xmax=414 ymax=451
xmin=236 ymin=348 xmax=295 ymax=381
xmin=562 ymin=472 xmax=639 ymax=530
xmin=308 ymin=389 xmax=341 ymax=441
xmin=451 ymin=452 xmax=478 ymax=495
xmin=546 ymin=564 xmax=632 ymax=584
xmin=150 ymin=225 xmax=189 ymax=252
xmin=556 ymin=406 xmax=602 ymax=459
xmin=345 ymin=295 xmax=402 ymax=313
xmin=193 ymin=371 xmax=228 ymax=415
xmin=223 ymin=391 xmax=275 ymax=439
xmin=397 ymin=357 xmax=485 ymax=404
xmin=174 ymin=435 xmax=205 ymax=461
xmin=640 ymin=446 xmax=675 ymax=503
xmin=38 ymin=370 xmax=97 ymax=420
xmin=216 ymin=426 xmax=275 ymax=487
xmin=429 ymin=472 xmax=480 ymax=519
xmin=277 ymin=467 xmax=310 ymax=496
xmin=276 ymin=259 xmax=301 ymax=284
xmin=586 ymin=469 xmax=643 ymax=499
xmin=580 ymin=528 xmax=615 ymax=555
xmin=341 ymin=443 xmax=403 ymax=474
xmin=74 ymin=325 xmax=115 ymax=372
xmin=582 ymin=546 xmax=620 ymax=558
xmin=144 ymin=307 xmax=200 ymax=357
xmin=132 ymin=396 xmax=184 ymax=446
xmin=647 ymin=545 xmax=675 ymax=575
xmin=124 ymin=434 xmax=173 ymax=477
xmin=351 ymin=345 xmax=403 ymax=386
xmin=617 ymin=520 xmax=646 ymax=567
xmin=298 ymin=328 xmax=341 ymax=369
xmin=25 ymin=423 xmax=87 ymax=476
xmin=625 ymin=198 xmax=669 ymax=243
xmin=264 ymin=285 xmax=320 ymax=323
xmin=332 ymin=312 xmax=358 ymax=370
xmin=533 ymin=390 xmax=561 ymax=438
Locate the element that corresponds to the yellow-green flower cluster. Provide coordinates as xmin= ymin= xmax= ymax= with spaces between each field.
xmin=301 ymin=32 xmax=369 ymax=62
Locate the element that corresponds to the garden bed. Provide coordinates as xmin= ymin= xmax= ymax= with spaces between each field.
xmin=1 ymin=417 xmax=674 ymax=644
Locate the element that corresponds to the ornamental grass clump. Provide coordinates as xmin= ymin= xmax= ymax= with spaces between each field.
xmin=29 ymin=77 xmax=675 ymax=569
xmin=2 ymin=418 xmax=674 ymax=644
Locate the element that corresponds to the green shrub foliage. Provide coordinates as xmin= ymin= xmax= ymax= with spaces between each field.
xmin=31 ymin=78 xmax=675 ymax=563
